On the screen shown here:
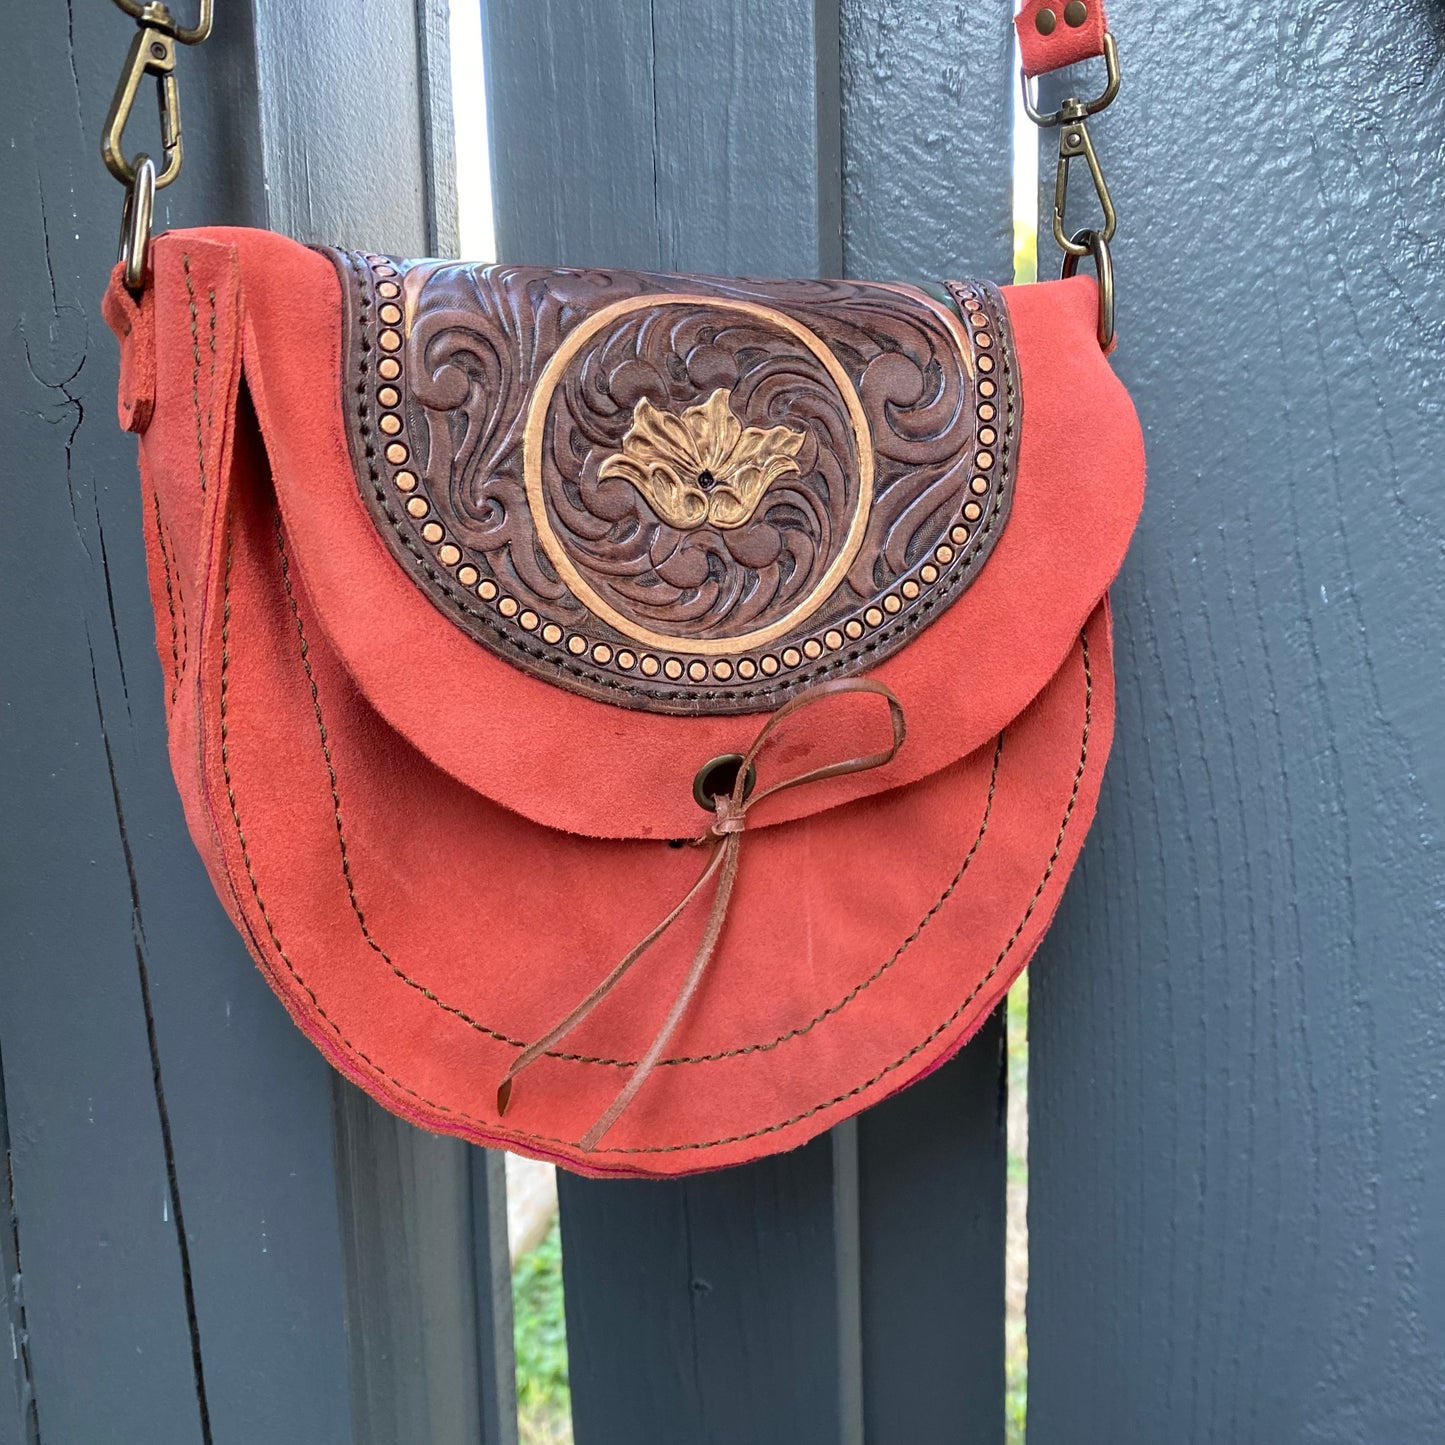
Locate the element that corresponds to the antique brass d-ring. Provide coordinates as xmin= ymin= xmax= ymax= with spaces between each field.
xmin=1061 ymin=228 xmax=1114 ymax=350
xmin=119 ymin=154 xmax=157 ymax=294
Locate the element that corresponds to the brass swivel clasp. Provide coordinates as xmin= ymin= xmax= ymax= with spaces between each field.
xmin=1022 ymin=31 xmax=1121 ymax=348
xmin=103 ymin=1 xmax=213 ymax=190
xmin=1049 ymin=104 xmax=1115 ymax=259
xmin=102 ymin=1 xmax=213 ymax=293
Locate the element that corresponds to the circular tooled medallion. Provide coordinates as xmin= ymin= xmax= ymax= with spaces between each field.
xmin=523 ymin=295 xmax=874 ymax=654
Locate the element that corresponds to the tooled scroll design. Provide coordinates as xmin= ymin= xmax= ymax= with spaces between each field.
xmin=334 ymin=251 xmax=1016 ymax=714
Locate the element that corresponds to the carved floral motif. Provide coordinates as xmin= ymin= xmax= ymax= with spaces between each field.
xmin=597 ymin=390 xmax=806 ymax=532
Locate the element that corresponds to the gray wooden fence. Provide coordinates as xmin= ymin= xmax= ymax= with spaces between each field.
xmin=2 ymin=2 xmax=1441 ymax=1443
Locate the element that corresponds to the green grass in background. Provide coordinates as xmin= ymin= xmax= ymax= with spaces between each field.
xmin=514 ymin=1217 xmax=573 ymax=1445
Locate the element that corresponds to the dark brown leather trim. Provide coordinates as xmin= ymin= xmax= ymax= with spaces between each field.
xmin=328 ymin=250 xmax=1018 ymax=715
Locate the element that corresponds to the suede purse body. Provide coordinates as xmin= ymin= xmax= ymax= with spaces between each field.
xmin=103 ymin=222 xmax=1141 ymax=1177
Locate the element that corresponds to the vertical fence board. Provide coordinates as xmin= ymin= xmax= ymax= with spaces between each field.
xmin=486 ymin=1 xmax=1017 ymax=1440
xmin=2 ymin=1 xmax=475 ymax=1440
xmin=250 ymin=4 xmax=520 ymax=1439
xmin=1 ymin=5 xmax=356 ymax=1442
xmin=839 ymin=6 xmax=1015 ymax=1439
xmin=1028 ymin=4 xmax=1445 ymax=1443
xmin=485 ymin=4 xmax=859 ymax=1437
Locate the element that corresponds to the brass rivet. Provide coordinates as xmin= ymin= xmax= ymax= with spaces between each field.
xmin=977 ymin=355 xmax=994 ymax=373
xmin=883 ymin=594 xmax=902 ymax=615
xmin=979 ymin=403 xmax=996 ymax=422
xmin=405 ymin=496 xmax=428 ymax=518
xmin=617 ymin=650 xmax=636 ymax=669
xmin=824 ymin=629 xmax=843 ymax=651
xmin=664 ymin=657 xmax=684 ymax=679
xmin=935 ymin=544 xmax=955 ymax=565
xmin=976 ymin=451 xmax=994 ymax=469
xmin=782 ymin=647 xmax=802 ymax=668
xmin=438 ymin=543 xmax=461 ymax=566
xmin=979 ymin=379 xmax=996 ymax=398
xmin=380 ymin=414 xmax=402 ymax=435
xmin=640 ymin=654 xmax=660 ymax=676
xmin=760 ymin=655 xmax=780 ymax=676
xmin=379 ymin=330 xmax=402 ymax=352
xmin=845 ymin=619 xmax=864 ymax=640
xmin=737 ymin=659 xmax=757 ymax=679
xmin=1064 ymin=0 xmax=1088 ymax=26
xmin=713 ymin=659 xmax=733 ymax=680
xmin=457 ymin=565 xmax=479 ymax=587
xmin=921 ymin=564 xmax=939 ymax=584
xmin=963 ymin=297 xmax=982 ymax=312
xmin=395 ymin=470 xmax=417 ymax=492
xmin=976 ymin=332 xmax=993 ymax=349
xmin=951 ymin=525 xmax=970 ymax=544
xmin=422 ymin=522 xmax=444 ymax=544
xmin=971 ymin=476 xmax=990 ymax=495
xmin=378 ymin=386 xmax=400 ymax=408
xmin=377 ymin=281 xmax=401 ymax=299
xmin=800 ymin=639 xmax=820 ymax=660
xmin=479 ymin=579 xmax=498 ymax=601
xmin=902 ymin=580 xmax=921 ymax=600
xmin=594 ymin=643 xmax=613 ymax=663
xmin=965 ymin=502 xmax=984 ymax=522
xmin=688 ymin=660 xmax=707 ymax=681
xmin=969 ymin=311 xmax=987 ymax=327
xmin=386 ymin=442 xmax=408 ymax=464
xmin=378 ymin=358 xmax=401 ymax=381
xmin=569 ymin=635 xmax=588 ymax=656
xmin=864 ymin=607 xmax=884 ymax=628
xmin=373 ymin=265 xmax=397 ymax=278
xmin=521 ymin=611 xmax=541 ymax=632
xmin=979 ymin=427 xmax=997 ymax=446
xmin=379 ymin=303 xmax=402 ymax=325
xmin=542 ymin=623 xmax=563 ymax=645
xmin=1035 ymin=7 xmax=1058 ymax=34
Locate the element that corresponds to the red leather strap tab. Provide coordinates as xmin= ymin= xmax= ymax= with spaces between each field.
xmin=102 ymin=262 xmax=156 ymax=433
xmin=1016 ymin=0 xmax=1109 ymax=79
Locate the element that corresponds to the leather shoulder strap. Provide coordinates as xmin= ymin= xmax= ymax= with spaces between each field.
xmin=1015 ymin=0 xmax=1110 ymax=78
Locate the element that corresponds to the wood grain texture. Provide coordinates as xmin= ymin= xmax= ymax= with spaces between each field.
xmin=334 ymin=1085 xmax=504 ymax=1445
xmin=0 ymin=1 xmax=480 ymax=1439
xmin=840 ymin=0 xmax=1014 ymax=283
xmin=0 ymin=4 xmax=354 ymax=1443
xmin=485 ymin=2 xmax=1016 ymax=1439
xmin=857 ymin=1012 xmax=1007 ymax=1444
xmin=1027 ymin=4 xmax=1445 ymax=1442
xmin=558 ymin=1136 xmax=848 ymax=1444
xmin=251 ymin=0 xmax=431 ymax=250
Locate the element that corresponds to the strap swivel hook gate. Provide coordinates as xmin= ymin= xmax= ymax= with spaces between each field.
xmin=1022 ymin=31 xmax=1121 ymax=349
xmin=103 ymin=1 xmax=214 ymax=292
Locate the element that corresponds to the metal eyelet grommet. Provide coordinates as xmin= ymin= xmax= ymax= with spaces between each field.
xmin=693 ymin=753 xmax=758 ymax=811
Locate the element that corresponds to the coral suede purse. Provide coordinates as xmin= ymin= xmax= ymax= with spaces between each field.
xmin=102 ymin=1 xmax=1141 ymax=1176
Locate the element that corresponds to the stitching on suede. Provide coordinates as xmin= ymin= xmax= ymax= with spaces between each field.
xmin=218 ymin=529 xmax=456 ymax=1118
xmin=555 ymin=731 xmax=1005 ymax=1067
xmin=182 ymin=253 xmax=211 ymax=496
xmin=153 ymin=494 xmax=186 ymax=707
xmin=273 ymin=509 xmax=1004 ymax=1067
xmin=589 ymin=625 xmax=1093 ymax=1154
xmin=337 ymin=251 xmax=1019 ymax=706
xmin=224 ymin=511 xmax=1092 ymax=1152
xmin=272 ymin=511 xmax=531 ymax=1053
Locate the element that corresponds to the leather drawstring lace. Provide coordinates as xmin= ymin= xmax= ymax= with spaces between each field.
xmin=497 ymin=678 xmax=907 ymax=1151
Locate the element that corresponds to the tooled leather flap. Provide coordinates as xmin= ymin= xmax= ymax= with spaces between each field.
xmin=188 ymin=227 xmax=1142 ymax=841
xmin=329 ymin=252 xmax=1017 ymax=716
